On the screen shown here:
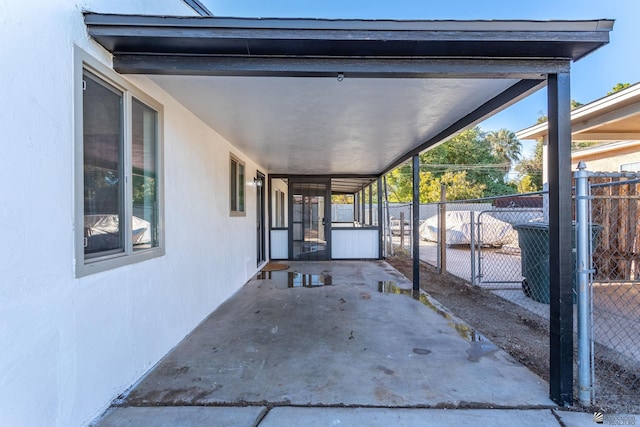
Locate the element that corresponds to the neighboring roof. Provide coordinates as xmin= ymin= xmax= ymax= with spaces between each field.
xmin=572 ymin=140 xmax=640 ymax=161
xmin=517 ymin=82 xmax=640 ymax=142
xmin=84 ymin=14 xmax=613 ymax=192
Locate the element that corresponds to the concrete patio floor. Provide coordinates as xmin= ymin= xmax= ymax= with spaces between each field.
xmin=94 ymin=261 xmax=596 ymax=426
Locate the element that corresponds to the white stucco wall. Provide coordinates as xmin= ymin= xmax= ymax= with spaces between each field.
xmin=571 ymin=145 xmax=640 ymax=172
xmin=0 ymin=1 xmax=265 ymax=425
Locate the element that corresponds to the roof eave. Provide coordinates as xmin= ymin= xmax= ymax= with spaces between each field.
xmin=517 ymin=82 xmax=640 ymax=140
xmin=83 ymin=13 xmax=613 ymax=64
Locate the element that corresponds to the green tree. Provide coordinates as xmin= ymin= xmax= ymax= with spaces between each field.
xmin=515 ymin=139 xmax=543 ymax=191
xmin=517 ymin=174 xmax=539 ymax=193
xmin=385 ymin=127 xmax=524 ymax=202
xmin=331 ymin=194 xmax=353 ymax=204
xmin=385 ymin=163 xmax=413 ymax=202
xmin=607 ymin=82 xmax=631 ymax=95
xmin=536 ymin=112 xmax=548 ymax=124
xmin=421 ymin=127 xmax=518 ymax=197
xmin=486 ymin=128 xmax=522 ymax=171
xmin=421 ymin=171 xmax=485 ymax=202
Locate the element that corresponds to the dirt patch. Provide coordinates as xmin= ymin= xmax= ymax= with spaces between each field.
xmin=386 ymin=255 xmax=638 ymax=414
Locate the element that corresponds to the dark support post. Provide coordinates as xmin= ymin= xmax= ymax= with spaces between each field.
xmin=547 ymin=72 xmax=574 ymax=406
xmin=361 ymin=188 xmax=366 ymax=225
xmin=377 ymin=178 xmax=383 ymax=259
xmin=368 ymin=184 xmax=373 ymax=225
xmin=412 ymin=154 xmax=420 ymax=290
xmin=354 ymin=193 xmax=359 ymax=223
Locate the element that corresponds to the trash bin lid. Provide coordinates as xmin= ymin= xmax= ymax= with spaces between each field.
xmin=513 ymin=222 xmax=549 ymax=231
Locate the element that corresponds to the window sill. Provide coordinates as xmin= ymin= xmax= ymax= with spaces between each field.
xmin=76 ymin=247 xmax=165 ymax=278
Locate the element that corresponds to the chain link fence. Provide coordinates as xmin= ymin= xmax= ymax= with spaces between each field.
xmin=414 ymin=194 xmax=550 ymax=318
xmin=384 ymin=203 xmax=414 ymax=255
xmin=587 ymin=173 xmax=640 ymax=411
xmin=393 ymin=176 xmax=639 ymax=410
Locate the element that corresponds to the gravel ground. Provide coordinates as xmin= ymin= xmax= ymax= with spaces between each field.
xmin=386 ymin=255 xmax=639 ymax=414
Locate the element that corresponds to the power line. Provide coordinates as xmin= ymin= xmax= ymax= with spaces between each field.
xmin=419 ymin=163 xmax=512 ymax=169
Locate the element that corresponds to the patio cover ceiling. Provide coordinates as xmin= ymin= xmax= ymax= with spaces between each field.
xmin=84 ymin=14 xmax=612 ymax=192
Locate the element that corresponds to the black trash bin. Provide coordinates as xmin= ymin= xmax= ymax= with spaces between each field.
xmin=513 ymin=222 xmax=601 ymax=304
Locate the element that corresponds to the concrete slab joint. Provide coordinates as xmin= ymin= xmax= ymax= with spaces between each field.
xmin=93 ymin=261 xmax=568 ymax=426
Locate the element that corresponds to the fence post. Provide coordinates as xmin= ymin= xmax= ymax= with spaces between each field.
xmin=439 ymin=184 xmax=447 ymax=275
xmin=470 ymin=211 xmax=476 ymax=286
xmin=383 ymin=176 xmax=392 ymax=256
xmin=400 ymin=211 xmax=405 ymax=250
xmin=575 ymin=161 xmax=593 ymax=406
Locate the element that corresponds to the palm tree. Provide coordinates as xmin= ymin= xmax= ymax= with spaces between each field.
xmin=486 ymin=128 xmax=522 ymax=166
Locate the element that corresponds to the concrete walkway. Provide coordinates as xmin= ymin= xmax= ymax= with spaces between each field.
xmin=93 ymin=261 xmax=596 ymax=426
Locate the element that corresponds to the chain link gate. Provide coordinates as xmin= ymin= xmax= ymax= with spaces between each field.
xmin=583 ymin=171 xmax=640 ymax=411
xmin=474 ymin=208 xmax=544 ymax=289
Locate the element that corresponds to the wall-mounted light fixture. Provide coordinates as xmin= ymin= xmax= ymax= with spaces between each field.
xmin=337 ymin=72 xmax=344 ymax=82
xmin=253 ymin=177 xmax=263 ymax=187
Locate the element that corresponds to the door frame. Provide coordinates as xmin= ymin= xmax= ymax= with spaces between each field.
xmin=287 ymin=176 xmax=331 ymax=260
xmin=256 ymin=170 xmax=266 ymax=266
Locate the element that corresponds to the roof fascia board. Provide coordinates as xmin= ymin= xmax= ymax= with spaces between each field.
xmin=381 ymin=78 xmax=547 ymax=175
xmin=84 ymin=13 xmax=613 ymax=33
xmin=113 ymin=55 xmax=569 ymax=78
xmin=516 ymin=122 xmax=550 ymax=140
xmin=570 ymin=81 xmax=640 ymax=118
xmin=518 ymin=97 xmax=640 ymax=139
xmin=517 ymin=82 xmax=640 ymax=139
xmin=88 ymin=26 xmax=610 ymax=44
xmin=572 ymin=101 xmax=640 ymax=134
xmin=572 ymin=132 xmax=640 ymax=141
xmin=83 ymin=14 xmax=612 ymax=51
xmin=572 ymin=140 xmax=640 ymax=157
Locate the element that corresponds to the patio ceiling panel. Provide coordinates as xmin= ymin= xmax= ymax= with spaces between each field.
xmin=147 ymin=74 xmax=521 ymax=176
xmin=84 ymin=13 xmax=613 ymax=178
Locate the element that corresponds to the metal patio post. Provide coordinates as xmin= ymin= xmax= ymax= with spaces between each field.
xmin=547 ymin=72 xmax=574 ymax=406
xmin=360 ymin=187 xmax=367 ymax=226
xmin=413 ymin=154 xmax=420 ymax=290
xmin=369 ymin=183 xmax=373 ymax=225
xmin=378 ymin=178 xmax=384 ymax=259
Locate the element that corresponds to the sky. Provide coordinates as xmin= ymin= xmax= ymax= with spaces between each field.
xmin=202 ymin=0 xmax=640 ymax=158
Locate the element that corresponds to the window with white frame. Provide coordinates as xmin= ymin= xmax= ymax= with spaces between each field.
xmin=76 ymin=49 xmax=163 ymax=277
xmin=620 ymin=162 xmax=640 ymax=172
xmin=230 ymin=154 xmax=245 ymax=215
